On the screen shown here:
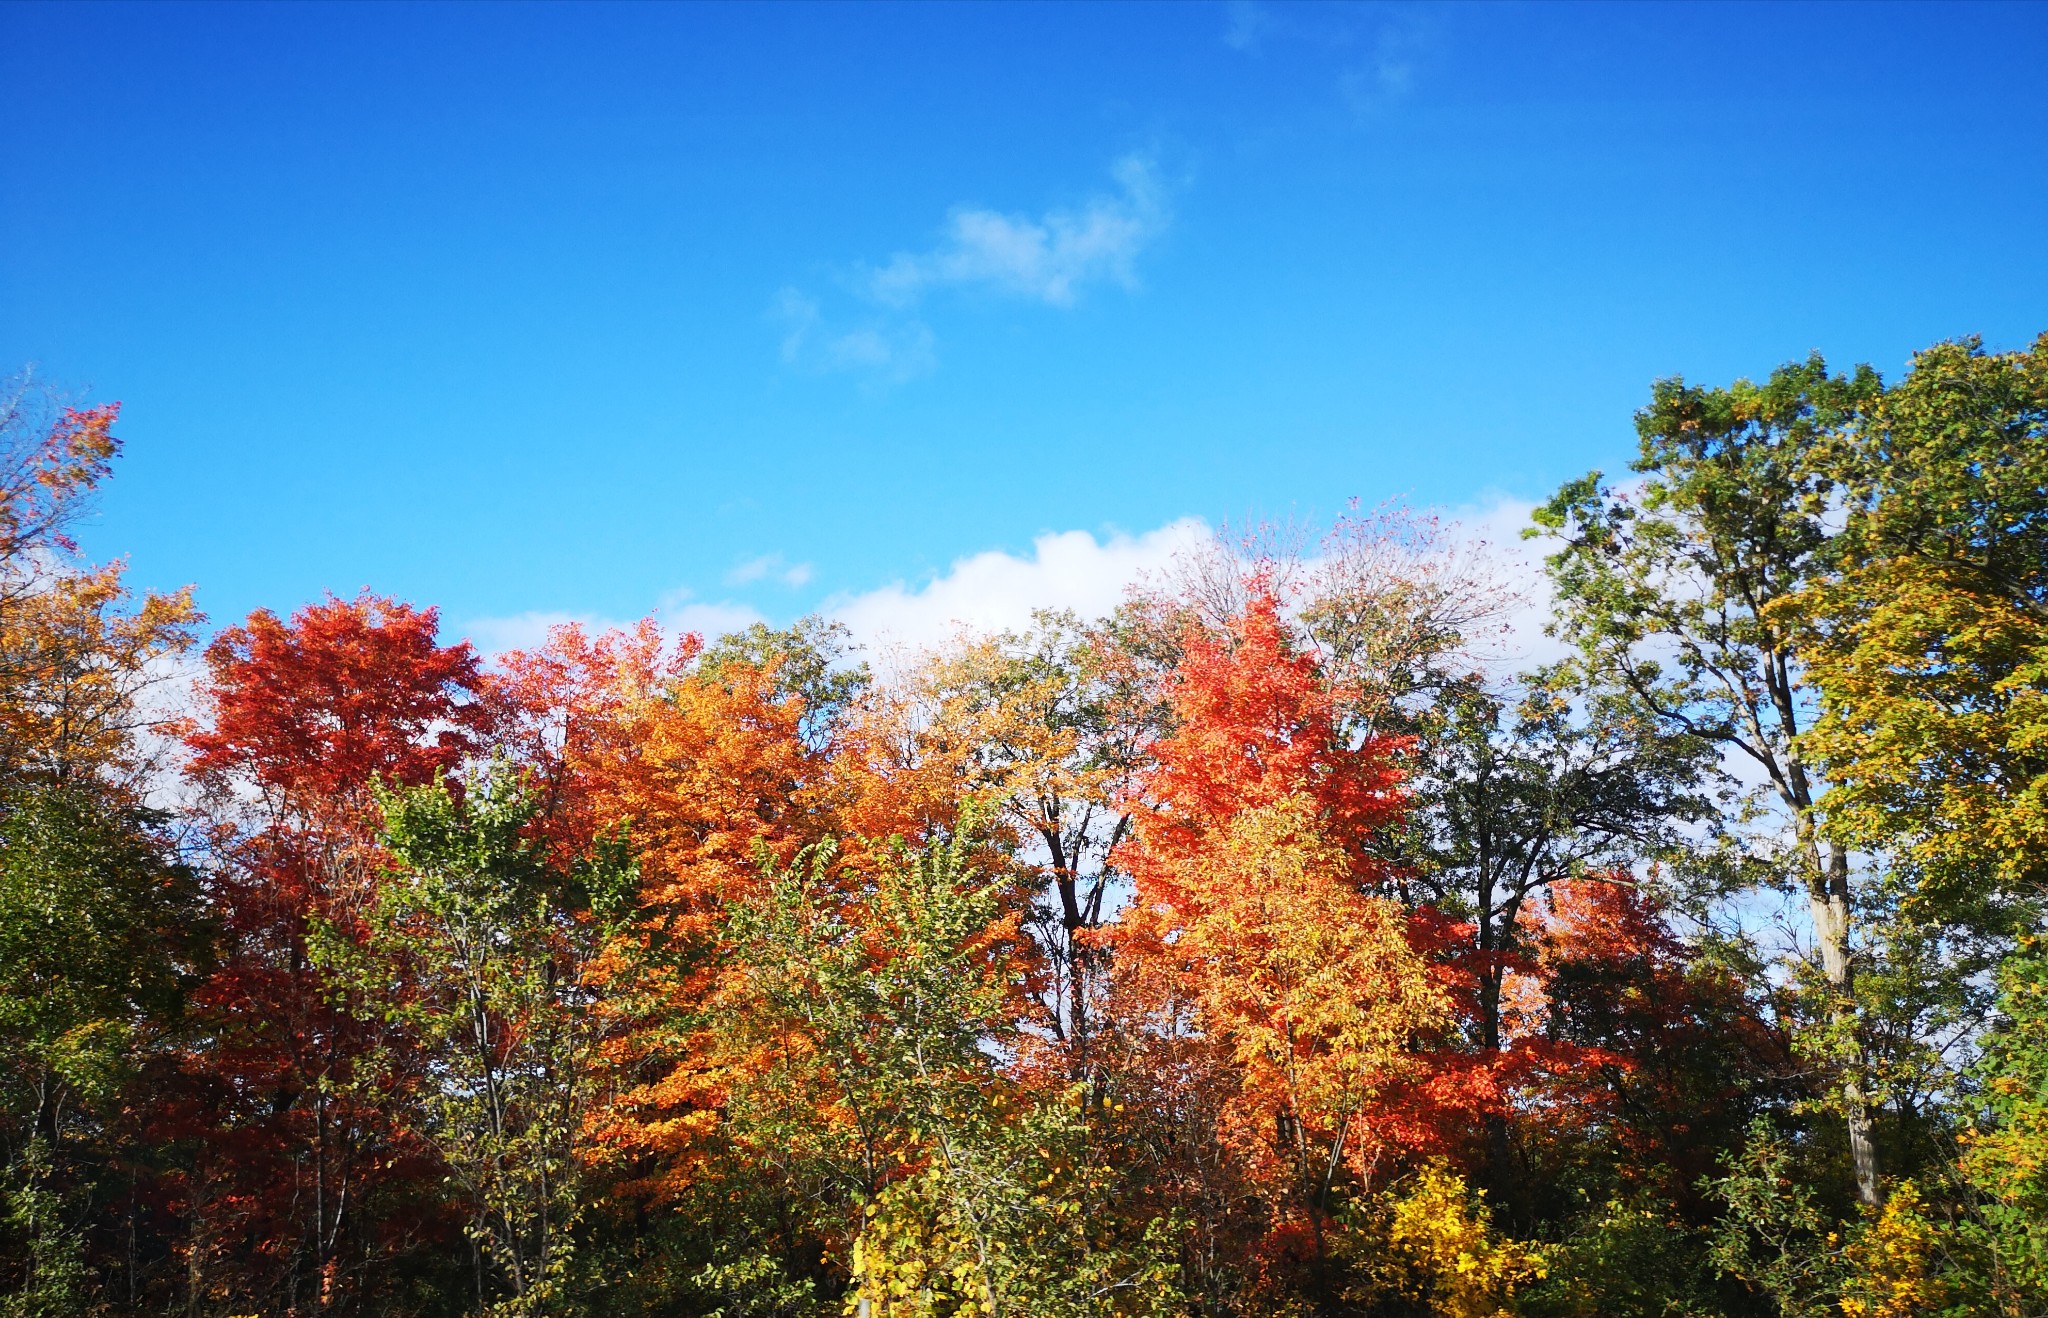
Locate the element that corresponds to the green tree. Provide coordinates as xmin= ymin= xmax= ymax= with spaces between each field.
xmin=1791 ymin=333 xmax=2048 ymax=905
xmin=312 ymin=765 xmax=636 ymax=1315
xmin=720 ymin=826 xmax=1179 ymax=1317
xmin=1532 ymin=355 xmax=1888 ymax=1203
xmin=1704 ymin=1120 xmax=1847 ymax=1318
xmin=0 ymin=783 xmax=202 ymax=1313
xmin=699 ymin=616 xmax=871 ymax=749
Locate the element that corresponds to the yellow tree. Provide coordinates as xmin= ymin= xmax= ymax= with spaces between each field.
xmin=1131 ymin=798 xmax=1444 ymax=1210
xmin=1784 ymin=333 xmax=2048 ymax=1307
xmin=0 ymin=385 xmax=197 ymax=788
xmin=1791 ymin=333 xmax=2048 ymax=899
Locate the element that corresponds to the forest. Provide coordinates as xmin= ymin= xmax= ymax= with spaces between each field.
xmin=0 ymin=331 xmax=2043 ymax=1317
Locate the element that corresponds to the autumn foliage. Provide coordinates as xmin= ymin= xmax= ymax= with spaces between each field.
xmin=186 ymin=594 xmax=490 ymax=808
xmin=8 ymin=337 xmax=2048 ymax=1316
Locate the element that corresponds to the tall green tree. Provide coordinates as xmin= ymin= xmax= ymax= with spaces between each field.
xmin=1532 ymin=354 xmax=1888 ymax=1203
xmin=313 ymin=765 xmax=636 ymax=1315
xmin=0 ymin=784 xmax=203 ymax=1312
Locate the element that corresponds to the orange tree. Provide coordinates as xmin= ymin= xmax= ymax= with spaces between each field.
xmin=1106 ymin=584 xmax=1456 ymax=1305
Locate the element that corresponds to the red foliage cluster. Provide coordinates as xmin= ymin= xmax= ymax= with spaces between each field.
xmin=164 ymin=595 xmax=493 ymax=1309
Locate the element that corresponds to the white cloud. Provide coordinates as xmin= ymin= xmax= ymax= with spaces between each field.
xmin=727 ymin=553 xmax=816 ymax=589
xmin=774 ymin=156 xmax=1172 ymax=381
xmin=826 ymin=519 xmax=1209 ymax=656
xmin=817 ymin=503 xmax=1557 ymax=674
xmin=773 ymin=287 xmax=938 ymax=382
xmin=458 ymin=500 xmax=1553 ymax=683
xmin=1446 ymin=493 xmax=1570 ymax=676
xmin=462 ymin=524 xmax=1201 ymax=674
xmin=131 ymin=650 xmax=209 ymax=813
xmin=864 ymin=156 xmax=1170 ymax=309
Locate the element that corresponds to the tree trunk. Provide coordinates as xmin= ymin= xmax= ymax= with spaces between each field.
xmin=1807 ymin=842 xmax=1880 ymax=1206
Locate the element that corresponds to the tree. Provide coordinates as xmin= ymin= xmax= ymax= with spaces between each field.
xmin=717 ymin=824 xmax=1175 ymax=1316
xmin=1531 ymin=878 xmax=1794 ymax=1214
xmin=1533 ymin=354 xmax=1889 ymax=1204
xmin=1121 ymin=798 xmax=1444 ymax=1219
xmin=186 ymin=592 xmax=492 ymax=820
xmin=1105 ymin=586 xmax=1450 ymax=1303
xmin=912 ymin=611 xmax=1157 ymax=1069
xmin=176 ymin=593 xmax=491 ymax=1312
xmin=1395 ymin=677 xmax=1717 ymax=1210
xmin=1339 ymin=1160 xmax=1548 ymax=1318
xmin=1778 ymin=339 xmax=2048 ymax=1193
xmin=1123 ymin=583 xmax=1406 ymax=874
xmin=313 ymin=766 xmax=635 ymax=1314
xmin=0 ymin=383 xmax=197 ymax=789
xmin=490 ymin=619 xmax=838 ymax=1207
xmin=1790 ymin=333 xmax=2048 ymax=903
xmin=1129 ymin=502 xmax=1515 ymax=747
xmin=0 ymin=784 xmax=203 ymax=1313
xmin=698 ymin=617 xmax=870 ymax=750
xmin=0 ymin=380 xmax=202 ymax=1311
xmin=0 ymin=383 xmax=114 ymax=570
xmin=1703 ymin=1118 xmax=1848 ymax=1318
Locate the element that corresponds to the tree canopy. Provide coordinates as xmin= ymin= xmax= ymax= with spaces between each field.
xmin=2 ymin=336 xmax=2046 ymax=1316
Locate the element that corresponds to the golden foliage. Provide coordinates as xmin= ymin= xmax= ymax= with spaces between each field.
xmin=1120 ymin=796 xmax=1444 ymax=1202
xmin=845 ymin=1170 xmax=994 ymax=1318
xmin=0 ymin=395 xmax=198 ymax=786
xmin=0 ymin=562 xmax=197 ymax=783
xmin=1348 ymin=1161 xmax=1547 ymax=1318
xmin=1839 ymin=1182 xmax=1946 ymax=1318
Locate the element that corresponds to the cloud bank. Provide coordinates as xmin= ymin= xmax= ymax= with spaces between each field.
xmin=828 ymin=519 xmax=1209 ymax=656
xmin=459 ymin=498 xmax=1563 ymax=687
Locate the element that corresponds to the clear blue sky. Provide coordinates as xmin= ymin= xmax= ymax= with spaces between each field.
xmin=3 ymin=1 xmax=2044 ymax=638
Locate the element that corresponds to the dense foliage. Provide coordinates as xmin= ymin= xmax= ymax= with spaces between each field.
xmin=0 ymin=334 xmax=2044 ymax=1315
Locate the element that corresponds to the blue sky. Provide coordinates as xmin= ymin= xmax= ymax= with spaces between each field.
xmin=3 ymin=1 xmax=2044 ymax=649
